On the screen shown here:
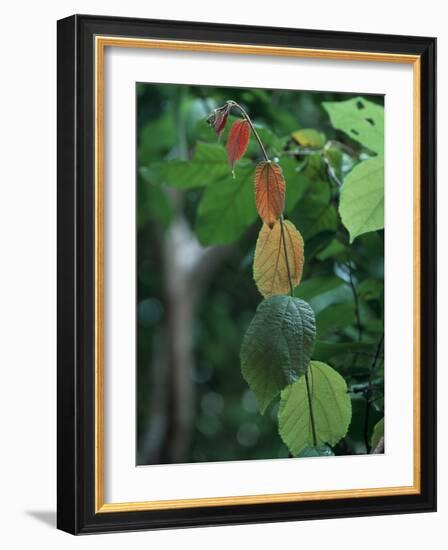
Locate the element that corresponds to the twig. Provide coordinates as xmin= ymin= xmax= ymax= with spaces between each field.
xmin=223 ymin=100 xmax=318 ymax=446
xmin=226 ymin=100 xmax=269 ymax=162
xmin=363 ymin=336 xmax=384 ymax=453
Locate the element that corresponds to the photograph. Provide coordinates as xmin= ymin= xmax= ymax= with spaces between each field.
xmin=136 ymin=83 xmax=385 ymax=466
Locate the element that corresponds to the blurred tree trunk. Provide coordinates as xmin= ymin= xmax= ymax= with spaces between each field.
xmin=140 ymin=216 xmax=229 ymax=464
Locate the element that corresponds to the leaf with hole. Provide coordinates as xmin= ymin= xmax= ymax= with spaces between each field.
xmin=253 ymin=220 xmax=304 ymax=297
xmin=226 ymin=119 xmax=251 ymax=170
xmin=322 ymin=97 xmax=384 ymax=155
xmin=278 ymin=361 xmax=352 ymax=456
xmin=339 ymin=156 xmax=384 ymax=242
xmin=254 ymin=161 xmax=285 ymax=227
xmin=240 ymin=296 xmax=316 ymax=413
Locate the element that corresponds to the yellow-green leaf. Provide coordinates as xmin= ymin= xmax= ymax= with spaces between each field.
xmin=278 ymin=361 xmax=352 ymax=456
xmin=292 ymin=128 xmax=326 ymax=149
xmin=322 ymin=97 xmax=384 ymax=155
xmin=253 ymin=220 xmax=304 ymax=297
xmin=339 ymin=156 xmax=384 ymax=242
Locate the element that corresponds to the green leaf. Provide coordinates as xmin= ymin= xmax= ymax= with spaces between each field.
xmin=322 ymin=97 xmax=384 ymax=154
xmin=298 ymin=444 xmax=334 ymax=457
xmin=145 ymin=142 xmax=231 ymax=189
xmin=279 ymin=156 xmax=312 ymax=212
xmin=316 ymin=239 xmax=346 ymax=261
xmin=240 ymin=296 xmax=316 ymax=414
xmin=195 ymin=164 xmax=257 ymax=245
xmin=339 ymin=156 xmax=384 ymax=242
xmin=371 ymin=417 xmax=384 ymax=450
xmin=278 ymin=361 xmax=352 ymax=456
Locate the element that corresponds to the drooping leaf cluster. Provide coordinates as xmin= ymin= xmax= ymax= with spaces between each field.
xmin=138 ymin=85 xmax=385 ymax=460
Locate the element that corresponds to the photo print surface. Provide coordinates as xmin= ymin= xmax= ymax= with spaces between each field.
xmin=136 ymin=83 xmax=384 ymax=466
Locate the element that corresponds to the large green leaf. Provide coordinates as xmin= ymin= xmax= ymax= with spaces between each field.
xmin=339 ymin=156 xmax=384 ymax=242
xmin=240 ymin=296 xmax=316 ymax=413
xmin=144 ymin=142 xmax=231 ymax=188
xmin=278 ymin=361 xmax=352 ymax=456
xmin=195 ymin=163 xmax=257 ymax=245
xmin=322 ymin=97 xmax=384 ymax=155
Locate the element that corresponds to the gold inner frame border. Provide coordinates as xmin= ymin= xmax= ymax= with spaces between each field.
xmin=94 ymin=36 xmax=421 ymax=513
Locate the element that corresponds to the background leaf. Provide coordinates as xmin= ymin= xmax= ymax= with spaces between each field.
xmin=195 ymin=165 xmax=257 ymax=246
xmin=278 ymin=361 xmax=352 ymax=455
xmin=288 ymin=178 xmax=338 ymax=240
xmin=254 ymin=161 xmax=285 ymax=227
xmin=240 ymin=296 xmax=316 ymax=413
xmin=322 ymin=96 xmax=384 ymax=155
xmin=279 ymin=156 xmax=312 ymax=212
xmin=144 ymin=142 xmax=230 ymax=188
xmin=253 ymin=220 xmax=304 ymax=297
xmin=291 ymin=128 xmax=326 ymax=149
xmin=339 ymin=156 xmax=384 ymax=242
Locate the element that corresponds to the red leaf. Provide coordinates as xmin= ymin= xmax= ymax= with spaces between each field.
xmin=254 ymin=161 xmax=285 ymax=227
xmin=226 ymin=119 xmax=250 ymax=170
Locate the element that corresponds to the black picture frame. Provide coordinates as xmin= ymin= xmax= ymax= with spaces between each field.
xmin=57 ymin=14 xmax=436 ymax=534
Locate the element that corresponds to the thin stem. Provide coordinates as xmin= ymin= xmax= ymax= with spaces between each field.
xmin=227 ymin=101 xmax=269 ymax=162
xmin=346 ymin=260 xmax=362 ymax=342
xmin=305 ymin=370 xmax=318 ymax=447
xmin=223 ymin=99 xmax=318 ymax=447
xmin=363 ymin=335 xmax=384 ymax=453
xmin=279 ymin=216 xmax=294 ymax=296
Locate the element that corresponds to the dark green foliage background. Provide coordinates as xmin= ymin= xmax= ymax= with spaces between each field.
xmin=137 ymin=83 xmax=384 ymax=464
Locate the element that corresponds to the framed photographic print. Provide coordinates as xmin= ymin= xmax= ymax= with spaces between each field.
xmin=57 ymin=14 xmax=436 ymax=534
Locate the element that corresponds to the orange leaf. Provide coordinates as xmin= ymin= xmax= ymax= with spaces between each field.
xmin=253 ymin=220 xmax=304 ymax=297
xmin=254 ymin=161 xmax=285 ymax=227
xmin=226 ymin=119 xmax=250 ymax=170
